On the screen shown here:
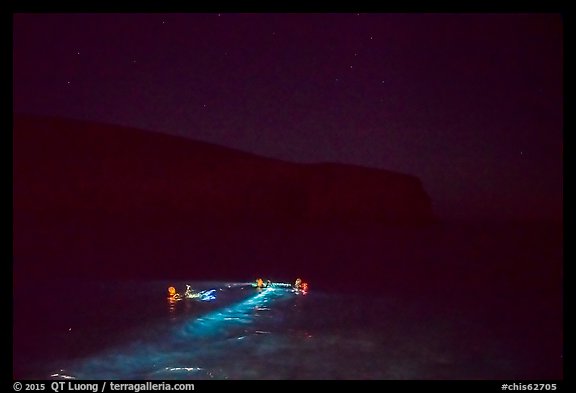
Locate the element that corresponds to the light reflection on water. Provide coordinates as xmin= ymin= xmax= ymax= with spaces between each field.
xmin=15 ymin=223 xmax=562 ymax=380
xmin=49 ymin=282 xmax=304 ymax=380
xmin=28 ymin=277 xmax=559 ymax=380
xmin=179 ymin=286 xmax=292 ymax=339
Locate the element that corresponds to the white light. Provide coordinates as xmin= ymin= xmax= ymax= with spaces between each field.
xmin=166 ymin=367 xmax=203 ymax=372
xmin=50 ymin=373 xmax=76 ymax=379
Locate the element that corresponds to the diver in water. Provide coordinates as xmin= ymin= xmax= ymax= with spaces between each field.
xmin=185 ymin=284 xmax=202 ymax=299
xmin=294 ymin=278 xmax=302 ymax=290
xmin=168 ymin=286 xmax=182 ymax=300
xmin=184 ymin=285 xmax=193 ymax=298
xmin=293 ymin=278 xmax=309 ymax=293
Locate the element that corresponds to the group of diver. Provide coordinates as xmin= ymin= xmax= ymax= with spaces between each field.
xmin=167 ymin=285 xmax=216 ymax=301
xmin=168 ymin=278 xmax=309 ymax=301
xmin=253 ymin=277 xmax=309 ymax=293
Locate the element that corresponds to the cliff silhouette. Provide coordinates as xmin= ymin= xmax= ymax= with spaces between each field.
xmin=13 ymin=113 xmax=435 ymax=281
xmin=14 ymin=114 xmax=433 ymax=225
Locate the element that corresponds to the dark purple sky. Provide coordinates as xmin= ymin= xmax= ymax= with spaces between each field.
xmin=13 ymin=13 xmax=563 ymax=221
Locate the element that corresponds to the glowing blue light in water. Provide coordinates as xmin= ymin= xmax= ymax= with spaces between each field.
xmin=52 ymin=282 xmax=296 ymax=379
xmin=180 ymin=286 xmax=292 ymax=339
xmin=198 ymin=289 xmax=216 ymax=301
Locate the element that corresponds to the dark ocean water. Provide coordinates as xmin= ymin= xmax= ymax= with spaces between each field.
xmin=13 ymin=222 xmax=563 ymax=380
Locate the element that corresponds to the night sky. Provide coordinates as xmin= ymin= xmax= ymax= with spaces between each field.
xmin=13 ymin=13 xmax=563 ymax=221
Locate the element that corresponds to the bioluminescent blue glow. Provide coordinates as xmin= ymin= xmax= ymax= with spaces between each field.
xmin=29 ymin=277 xmax=545 ymax=380
xmin=179 ymin=286 xmax=292 ymax=339
xmin=49 ymin=282 xmax=298 ymax=379
xmin=197 ymin=289 xmax=216 ymax=301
